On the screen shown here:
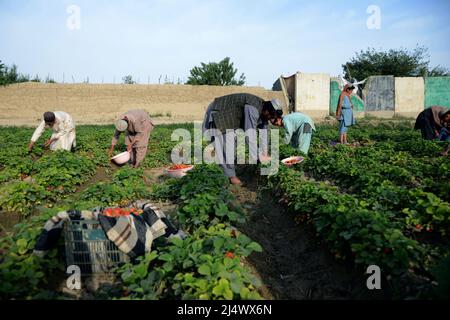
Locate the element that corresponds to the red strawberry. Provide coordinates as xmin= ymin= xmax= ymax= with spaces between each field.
xmin=225 ymin=252 xmax=234 ymax=259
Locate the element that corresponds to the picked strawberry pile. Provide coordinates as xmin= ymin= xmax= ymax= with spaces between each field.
xmin=103 ymin=207 xmax=144 ymax=218
xmin=168 ymin=164 xmax=192 ymax=170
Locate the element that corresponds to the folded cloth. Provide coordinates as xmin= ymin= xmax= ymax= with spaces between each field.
xmin=33 ymin=201 xmax=184 ymax=259
xmin=96 ymin=202 xmax=171 ymax=259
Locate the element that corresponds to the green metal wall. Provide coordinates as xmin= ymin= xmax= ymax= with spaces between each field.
xmin=425 ymin=77 xmax=450 ymax=108
xmin=330 ymin=80 xmax=364 ymax=114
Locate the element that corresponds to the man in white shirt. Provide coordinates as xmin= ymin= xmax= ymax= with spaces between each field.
xmin=28 ymin=111 xmax=76 ymax=152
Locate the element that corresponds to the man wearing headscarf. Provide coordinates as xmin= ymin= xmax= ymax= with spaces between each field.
xmin=414 ymin=106 xmax=450 ymax=140
xmin=109 ymin=109 xmax=155 ymax=168
xmin=202 ymin=93 xmax=279 ymax=185
xmin=28 ymin=111 xmax=76 ymax=152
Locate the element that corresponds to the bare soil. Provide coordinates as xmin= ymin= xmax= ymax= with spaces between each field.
xmin=0 ymin=212 xmax=21 ymax=238
xmin=232 ymin=166 xmax=388 ymax=300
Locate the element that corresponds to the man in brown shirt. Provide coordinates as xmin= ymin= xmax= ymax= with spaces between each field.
xmin=109 ymin=110 xmax=155 ymax=168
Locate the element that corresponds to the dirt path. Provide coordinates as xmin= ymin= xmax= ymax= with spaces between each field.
xmin=0 ymin=213 xmax=21 ymax=238
xmin=232 ymin=166 xmax=386 ymax=300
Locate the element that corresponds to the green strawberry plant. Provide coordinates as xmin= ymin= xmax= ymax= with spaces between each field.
xmin=0 ymin=208 xmax=65 ymax=299
xmin=117 ymin=224 xmax=262 ymax=300
xmin=80 ymin=167 xmax=150 ymax=206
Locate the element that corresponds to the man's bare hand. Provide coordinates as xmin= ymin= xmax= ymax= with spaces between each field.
xmin=28 ymin=141 xmax=34 ymax=152
xmin=108 ymin=145 xmax=115 ymax=158
xmin=44 ymin=138 xmax=57 ymax=148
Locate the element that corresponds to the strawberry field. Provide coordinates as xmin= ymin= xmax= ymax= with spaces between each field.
xmin=0 ymin=120 xmax=449 ymax=300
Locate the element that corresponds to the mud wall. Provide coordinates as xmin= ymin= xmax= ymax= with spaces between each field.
xmin=424 ymin=77 xmax=450 ymax=108
xmin=364 ymin=76 xmax=395 ymax=112
xmin=295 ymin=73 xmax=330 ymax=118
xmin=329 ymin=80 xmax=364 ymax=114
xmin=394 ymin=77 xmax=425 ymax=118
xmin=0 ymin=83 xmax=285 ymax=126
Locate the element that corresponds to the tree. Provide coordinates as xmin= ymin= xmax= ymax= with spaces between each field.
xmin=45 ymin=75 xmax=56 ymax=83
xmin=30 ymin=74 xmax=41 ymax=83
xmin=427 ymin=65 xmax=450 ymax=77
xmin=0 ymin=60 xmax=5 ymax=85
xmin=343 ymin=46 xmax=449 ymax=80
xmin=0 ymin=61 xmax=39 ymax=85
xmin=186 ymin=57 xmax=246 ymax=86
xmin=123 ymin=75 xmax=136 ymax=84
xmin=0 ymin=62 xmax=18 ymax=85
xmin=7 ymin=64 xmax=19 ymax=83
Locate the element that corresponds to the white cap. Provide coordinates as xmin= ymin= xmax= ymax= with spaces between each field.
xmin=115 ymin=119 xmax=128 ymax=132
xmin=271 ymin=99 xmax=282 ymax=110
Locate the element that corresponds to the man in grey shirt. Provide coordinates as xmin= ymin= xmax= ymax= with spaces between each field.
xmin=202 ymin=93 xmax=280 ymax=185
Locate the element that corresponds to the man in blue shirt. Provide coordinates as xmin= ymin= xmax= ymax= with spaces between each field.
xmin=271 ymin=111 xmax=316 ymax=155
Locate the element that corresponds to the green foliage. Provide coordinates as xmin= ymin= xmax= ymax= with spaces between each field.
xmin=303 ymin=132 xmax=450 ymax=233
xmin=80 ymin=167 xmax=149 ymax=206
xmin=269 ymin=168 xmax=425 ymax=276
xmin=34 ymin=151 xmax=96 ymax=192
xmin=0 ymin=151 xmax=96 ymax=215
xmin=153 ymin=166 xmax=246 ymax=229
xmin=151 ymin=178 xmax=183 ymax=201
xmin=45 ymin=75 xmax=56 ymax=83
xmin=116 ymin=165 xmax=264 ymax=300
xmin=117 ymin=224 xmax=262 ymax=300
xmin=270 ymin=121 xmax=450 ymax=298
xmin=0 ymin=61 xmax=36 ymax=86
xmin=0 ymin=60 xmax=4 ymax=84
xmin=0 ymin=210 xmax=64 ymax=299
xmin=431 ymin=255 xmax=450 ymax=299
xmin=1 ymin=122 xmax=448 ymax=300
xmin=122 ymin=75 xmax=136 ymax=84
xmin=0 ymin=182 xmax=47 ymax=215
xmin=343 ymin=46 xmax=449 ymax=80
xmin=186 ymin=57 xmax=245 ymax=86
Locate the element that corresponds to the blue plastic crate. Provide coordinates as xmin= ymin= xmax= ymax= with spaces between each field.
xmin=64 ymin=219 xmax=129 ymax=274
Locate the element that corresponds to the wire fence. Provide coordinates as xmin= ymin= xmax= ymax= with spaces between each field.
xmin=58 ymin=74 xmax=187 ymax=85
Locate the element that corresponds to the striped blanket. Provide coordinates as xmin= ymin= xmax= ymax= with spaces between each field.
xmin=34 ymin=200 xmax=185 ymax=259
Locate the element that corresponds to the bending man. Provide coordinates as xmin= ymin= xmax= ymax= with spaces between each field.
xmin=202 ymin=93 xmax=278 ymax=185
xmin=109 ymin=110 xmax=155 ymax=168
xmin=28 ymin=111 xmax=76 ymax=152
xmin=414 ymin=106 xmax=450 ymax=140
xmin=271 ymin=110 xmax=316 ymax=155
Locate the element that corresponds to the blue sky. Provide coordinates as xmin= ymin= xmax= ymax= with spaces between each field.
xmin=0 ymin=0 xmax=449 ymax=88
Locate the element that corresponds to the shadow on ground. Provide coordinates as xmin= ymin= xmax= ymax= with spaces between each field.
xmin=232 ymin=166 xmax=388 ymax=300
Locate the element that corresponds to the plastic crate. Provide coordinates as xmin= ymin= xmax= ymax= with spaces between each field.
xmin=64 ymin=219 xmax=129 ymax=274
